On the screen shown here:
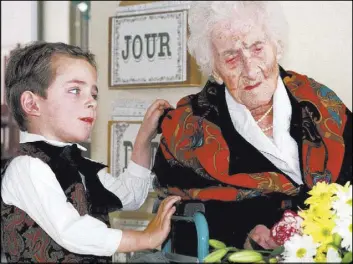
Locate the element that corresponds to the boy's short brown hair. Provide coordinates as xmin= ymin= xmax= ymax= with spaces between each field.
xmin=5 ymin=41 xmax=97 ymax=131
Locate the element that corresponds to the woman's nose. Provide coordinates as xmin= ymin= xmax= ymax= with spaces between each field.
xmin=243 ymin=57 xmax=259 ymax=80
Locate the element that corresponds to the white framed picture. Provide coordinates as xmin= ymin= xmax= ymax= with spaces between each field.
xmin=108 ymin=1 xmax=202 ymax=89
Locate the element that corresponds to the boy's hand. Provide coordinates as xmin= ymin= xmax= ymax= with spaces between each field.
xmin=131 ymin=99 xmax=173 ymax=169
xmin=137 ymin=99 xmax=173 ymax=144
xmin=143 ymin=195 xmax=181 ymax=249
xmin=244 ymin=224 xmax=280 ymax=250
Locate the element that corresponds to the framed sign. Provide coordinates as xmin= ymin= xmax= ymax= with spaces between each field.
xmin=107 ymin=121 xmax=160 ymax=192
xmin=108 ymin=1 xmax=202 ymax=89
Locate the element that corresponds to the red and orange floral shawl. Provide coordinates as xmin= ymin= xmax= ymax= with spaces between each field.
xmin=152 ymin=67 xmax=352 ymax=202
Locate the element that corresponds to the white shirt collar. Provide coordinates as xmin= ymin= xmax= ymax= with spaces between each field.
xmin=273 ymin=76 xmax=292 ymax=134
xmin=225 ymin=76 xmax=292 ymax=154
xmin=224 ymin=78 xmax=302 ymax=184
xmin=20 ymin=132 xmax=87 ymax=151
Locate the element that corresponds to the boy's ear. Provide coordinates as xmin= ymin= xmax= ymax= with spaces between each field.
xmin=21 ymin=91 xmax=41 ymax=116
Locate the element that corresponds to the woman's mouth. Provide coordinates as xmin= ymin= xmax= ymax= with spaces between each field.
xmin=79 ymin=117 xmax=94 ymax=124
xmin=244 ymin=82 xmax=261 ymax=91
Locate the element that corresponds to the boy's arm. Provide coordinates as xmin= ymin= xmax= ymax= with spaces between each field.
xmin=1 ymin=155 xmax=180 ymax=255
xmin=131 ymin=99 xmax=173 ymax=169
xmin=97 ymin=161 xmax=151 ymax=211
xmin=98 ymin=99 xmax=173 ymax=211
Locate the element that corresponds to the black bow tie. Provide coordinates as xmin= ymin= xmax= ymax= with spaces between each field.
xmin=21 ymin=140 xmax=123 ymax=213
xmin=59 ymin=144 xmax=83 ymax=166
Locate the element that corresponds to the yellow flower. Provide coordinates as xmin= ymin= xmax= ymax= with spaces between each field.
xmin=302 ymin=216 xmax=335 ymax=244
xmin=298 ymin=210 xmax=316 ymax=223
xmin=305 ymin=182 xmax=336 ymax=206
xmin=316 ymin=244 xmax=328 ymax=254
xmin=314 ymin=252 xmax=326 ymax=263
xmin=300 ymin=204 xmax=333 ymax=221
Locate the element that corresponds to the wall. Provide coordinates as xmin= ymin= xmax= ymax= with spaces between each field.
xmin=90 ymin=1 xmax=352 ymax=167
xmin=1 ymin=1 xmax=37 ymax=48
xmin=280 ymin=1 xmax=352 ymax=108
xmin=43 ymin=1 xmax=70 ymax=43
xmin=1 ymin=1 xmax=38 ymax=143
xmin=1 ymin=1 xmax=70 ymax=46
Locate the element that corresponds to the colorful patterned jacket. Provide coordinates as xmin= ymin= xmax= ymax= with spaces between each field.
xmin=152 ymin=66 xmax=352 ymax=250
xmin=1 ymin=141 xmax=122 ymax=263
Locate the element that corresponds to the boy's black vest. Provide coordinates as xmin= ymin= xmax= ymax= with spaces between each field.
xmin=1 ymin=141 xmax=122 ymax=263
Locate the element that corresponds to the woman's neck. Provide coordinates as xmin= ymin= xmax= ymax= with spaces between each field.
xmin=249 ymin=101 xmax=273 ymax=120
xmin=249 ymin=100 xmax=274 ymax=137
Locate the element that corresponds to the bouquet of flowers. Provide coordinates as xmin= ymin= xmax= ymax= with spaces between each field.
xmin=203 ymin=181 xmax=352 ymax=263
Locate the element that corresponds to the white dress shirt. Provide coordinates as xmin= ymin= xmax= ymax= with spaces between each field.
xmin=225 ymin=77 xmax=303 ymax=185
xmin=1 ymin=132 xmax=152 ymax=256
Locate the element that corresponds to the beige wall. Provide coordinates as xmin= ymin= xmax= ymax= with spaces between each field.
xmin=1 ymin=1 xmax=38 ymax=47
xmin=89 ymin=1 xmax=352 ymax=166
xmin=43 ymin=1 xmax=70 ymax=43
xmin=280 ymin=1 xmax=352 ymax=109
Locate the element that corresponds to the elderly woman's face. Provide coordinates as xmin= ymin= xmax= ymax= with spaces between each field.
xmin=211 ymin=20 xmax=279 ymax=110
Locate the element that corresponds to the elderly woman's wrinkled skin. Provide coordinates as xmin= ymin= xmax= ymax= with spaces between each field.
xmin=211 ymin=19 xmax=280 ymax=111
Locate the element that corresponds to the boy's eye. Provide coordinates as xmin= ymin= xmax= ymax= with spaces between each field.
xmin=69 ymin=88 xmax=80 ymax=95
xmin=92 ymin=94 xmax=98 ymax=100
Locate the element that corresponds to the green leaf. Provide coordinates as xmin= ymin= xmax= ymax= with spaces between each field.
xmin=204 ymin=248 xmax=229 ymax=263
xmin=268 ymin=257 xmax=278 ymax=263
xmin=332 ymin=233 xmax=342 ymax=247
xmin=326 ymin=242 xmax=339 ymax=251
xmin=226 ymin=247 xmax=240 ymax=252
xmin=228 ymin=250 xmax=263 ymax=263
xmin=342 ymin=251 xmax=352 ymax=263
xmin=269 ymin=246 xmax=284 ymax=257
xmin=209 ymin=239 xmax=227 ymax=249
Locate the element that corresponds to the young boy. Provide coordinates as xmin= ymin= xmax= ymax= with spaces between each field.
xmin=1 ymin=41 xmax=180 ymax=263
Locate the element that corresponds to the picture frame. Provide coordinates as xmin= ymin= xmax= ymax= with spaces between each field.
xmin=108 ymin=1 xmax=202 ymax=89
xmin=107 ymin=120 xmax=161 ymax=192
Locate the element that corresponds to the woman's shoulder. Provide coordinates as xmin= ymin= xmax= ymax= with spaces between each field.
xmin=284 ymin=69 xmax=344 ymax=105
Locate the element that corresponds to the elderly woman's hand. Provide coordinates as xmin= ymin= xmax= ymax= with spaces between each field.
xmin=244 ymin=224 xmax=280 ymax=250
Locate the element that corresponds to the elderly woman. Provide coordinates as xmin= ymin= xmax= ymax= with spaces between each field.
xmin=152 ymin=1 xmax=352 ymax=256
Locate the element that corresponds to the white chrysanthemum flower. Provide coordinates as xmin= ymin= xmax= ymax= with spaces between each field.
xmin=281 ymin=234 xmax=319 ymax=263
xmin=333 ymin=216 xmax=352 ymax=251
xmin=332 ymin=184 xmax=352 ymax=218
xmin=326 ymin=247 xmax=342 ymax=263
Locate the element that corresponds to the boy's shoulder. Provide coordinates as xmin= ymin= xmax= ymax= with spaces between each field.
xmin=2 ymin=155 xmax=32 ymax=173
xmin=1 ymin=155 xmax=51 ymax=184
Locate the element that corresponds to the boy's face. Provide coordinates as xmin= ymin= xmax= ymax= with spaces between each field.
xmin=38 ymin=55 xmax=98 ymax=143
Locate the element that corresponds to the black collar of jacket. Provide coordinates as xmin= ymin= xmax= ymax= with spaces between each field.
xmin=187 ymin=65 xmax=303 ymax=186
xmin=20 ymin=141 xmax=123 ymax=213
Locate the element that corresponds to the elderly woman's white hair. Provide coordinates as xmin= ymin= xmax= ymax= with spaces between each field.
xmin=187 ymin=1 xmax=288 ymax=77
